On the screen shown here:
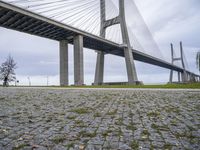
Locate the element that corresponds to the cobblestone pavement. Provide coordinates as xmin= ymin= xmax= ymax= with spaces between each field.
xmin=0 ymin=88 xmax=199 ymax=150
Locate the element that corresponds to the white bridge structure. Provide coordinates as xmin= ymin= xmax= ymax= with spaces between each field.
xmin=0 ymin=0 xmax=199 ymax=86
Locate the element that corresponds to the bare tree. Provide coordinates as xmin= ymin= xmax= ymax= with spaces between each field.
xmin=197 ymin=51 xmax=200 ymax=72
xmin=0 ymin=55 xmax=17 ymax=86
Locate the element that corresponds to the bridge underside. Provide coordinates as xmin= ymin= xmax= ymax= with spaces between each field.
xmin=0 ymin=3 xmax=123 ymax=56
xmin=0 ymin=1 xmax=199 ymax=85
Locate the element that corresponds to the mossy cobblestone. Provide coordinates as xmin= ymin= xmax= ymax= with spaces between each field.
xmin=0 ymin=88 xmax=199 ymax=149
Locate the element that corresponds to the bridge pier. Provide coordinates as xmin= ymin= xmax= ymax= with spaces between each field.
xmin=60 ymin=40 xmax=68 ymax=86
xmin=197 ymin=76 xmax=200 ymax=82
xmin=169 ymin=71 xmax=182 ymax=83
xmin=191 ymin=74 xmax=196 ymax=82
xmin=169 ymin=44 xmax=176 ymax=83
xmin=189 ymin=74 xmax=192 ymax=82
xmin=193 ymin=75 xmax=196 ymax=82
xmin=74 ymin=35 xmax=84 ymax=86
xmin=94 ymin=51 xmax=104 ymax=85
xmin=178 ymin=72 xmax=181 ymax=82
xmin=195 ymin=76 xmax=197 ymax=82
xmin=169 ymin=70 xmax=173 ymax=83
xmin=181 ymin=71 xmax=188 ymax=83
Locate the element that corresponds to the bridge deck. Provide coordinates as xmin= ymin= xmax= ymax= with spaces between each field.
xmin=0 ymin=1 xmax=199 ymax=76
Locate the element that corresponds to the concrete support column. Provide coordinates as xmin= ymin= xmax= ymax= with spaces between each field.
xmin=188 ymin=74 xmax=191 ymax=82
xmin=169 ymin=70 xmax=173 ymax=83
xmin=74 ymin=35 xmax=84 ymax=86
xmin=192 ymin=75 xmax=194 ymax=82
xmin=188 ymin=74 xmax=191 ymax=81
xmin=189 ymin=74 xmax=192 ymax=82
xmin=169 ymin=44 xmax=174 ymax=83
xmin=94 ymin=51 xmax=104 ymax=85
xmin=181 ymin=71 xmax=187 ymax=83
xmin=192 ymin=75 xmax=195 ymax=82
xmin=60 ymin=40 xmax=68 ymax=86
xmin=119 ymin=0 xmax=138 ymax=83
xmin=178 ymin=72 xmax=181 ymax=82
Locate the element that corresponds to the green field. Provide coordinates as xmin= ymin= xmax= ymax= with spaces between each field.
xmin=1 ymin=83 xmax=200 ymax=89
xmin=67 ymin=83 xmax=200 ymax=89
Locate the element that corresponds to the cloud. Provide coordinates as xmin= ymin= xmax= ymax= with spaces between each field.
xmin=134 ymin=0 xmax=200 ymax=33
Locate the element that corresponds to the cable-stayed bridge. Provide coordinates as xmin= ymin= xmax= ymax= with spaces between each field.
xmin=0 ymin=0 xmax=199 ymax=86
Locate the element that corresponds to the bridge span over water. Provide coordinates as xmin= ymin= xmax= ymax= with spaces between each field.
xmin=0 ymin=0 xmax=199 ymax=85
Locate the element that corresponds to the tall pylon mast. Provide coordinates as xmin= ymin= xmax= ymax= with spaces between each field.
xmin=94 ymin=0 xmax=138 ymax=85
xmin=169 ymin=42 xmax=187 ymax=83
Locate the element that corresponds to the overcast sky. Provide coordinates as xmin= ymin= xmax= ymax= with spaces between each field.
xmin=0 ymin=0 xmax=200 ymax=85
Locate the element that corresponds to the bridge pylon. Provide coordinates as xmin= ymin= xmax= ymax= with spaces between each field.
xmin=94 ymin=0 xmax=138 ymax=85
xmin=169 ymin=42 xmax=188 ymax=83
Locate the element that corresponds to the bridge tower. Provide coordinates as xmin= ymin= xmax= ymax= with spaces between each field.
xmin=169 ymin=42 xmax=188 ymax=83
xmin=94 ymin=0 xmax=138 ymax=85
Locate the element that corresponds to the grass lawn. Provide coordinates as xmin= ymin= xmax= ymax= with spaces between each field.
xmin=64 ymin=83 xmax=200 ymax=89
xmin=4 ymin=83 xmax=200 ymax=89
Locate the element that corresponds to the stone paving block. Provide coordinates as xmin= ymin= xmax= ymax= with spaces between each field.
xmin=0 ymin=88 xmax=199 ymax=149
